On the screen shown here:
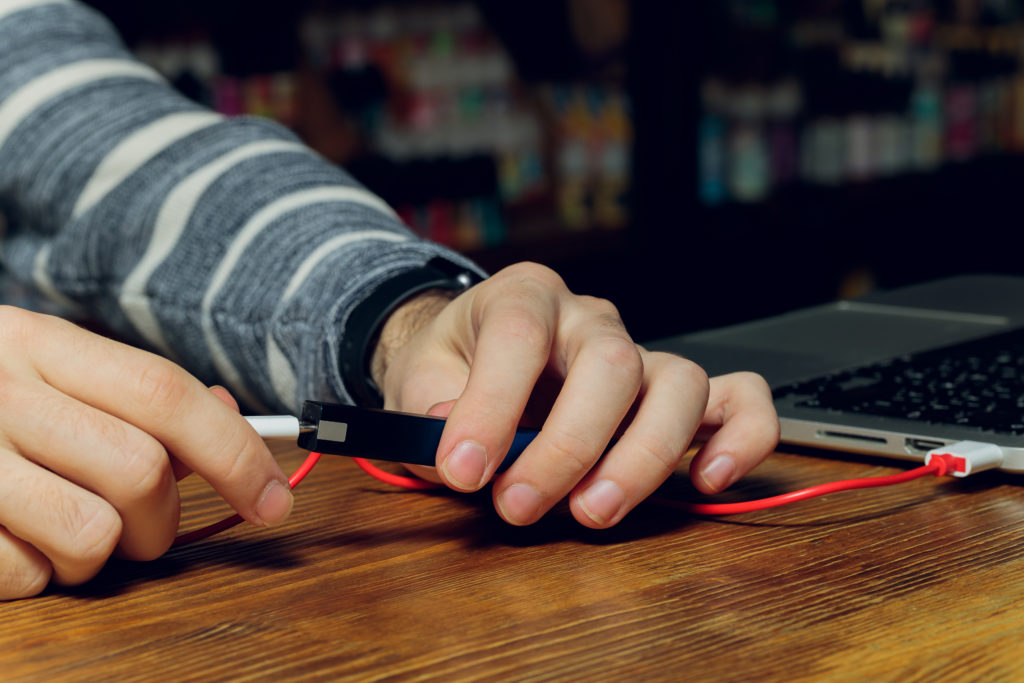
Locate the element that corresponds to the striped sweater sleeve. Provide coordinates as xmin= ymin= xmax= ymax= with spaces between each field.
xmin=0 ymin=0 xmax=486 ymax=414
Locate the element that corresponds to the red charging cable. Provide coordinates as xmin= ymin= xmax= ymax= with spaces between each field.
xmin=172 ymin=453 xmax=434 ymax=547
xmin=173 ymin=452 xmax=961 ymax=546
xmin=352 ymin=452 xmax=958 ymax=515
xmin=351 ymin=457 xmax=440 ymax=490
xmin=172 ymin=451 xmax=323 ymax=547
xmin=682 ymin=456 xmax=952 ymax=515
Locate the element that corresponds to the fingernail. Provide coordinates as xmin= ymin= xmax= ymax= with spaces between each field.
xmin=441 ymin=440 xmax=489 ymax=490
xmin=496 ymin=483 xmax=544 ymax=525
xmin=700 ymin=454 xmax=737 ymax=492
xmin=578 ymin=479 xmax=625 ymax=526
xmin=256 ymin=479 xmax=293 ymax=527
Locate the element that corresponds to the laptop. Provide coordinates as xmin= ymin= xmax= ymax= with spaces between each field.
xmin=646 ymin=274 xmax=1024 ymax=473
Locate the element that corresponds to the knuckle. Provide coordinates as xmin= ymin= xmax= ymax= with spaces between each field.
xmin=0 ymin=306 xmax=71 ymax=351
xmin=5 ymin=562 xmax=52 ymax=599
xmin=540 ymin=429 xmax=598 ymax=481
xmin=715 ymin=371 xmax=780 ymax=443
xmin=486 ymin=265 xmax=565 ymax=311
xmin=56 ymin=408 xmax=172 ymax=505
xmin=203 ymin=423 xmax=264 ymax=486
xmin=0 ymin=366 xmax=21 ymax=408
xmin=634 ymin=437 xmax=684 ymax=476
xmin=578 ymin=296 xmax=632 ymax=340
xmin=498 ymin=261 xmax=566 ymax=290
xmin=134 ymin=360 xmax=190 ymax=417
xmin=0 ymin=306 xmax=45 ymax=359
xmin=0 ymin=305 xmax=35 ymax=342
xmin=666 ymin=355 xmax=711 ymax=399
xmin=113 ymin=433 xmax=171 ymax=501
xmin=494 ymin=309 xmax=552 ymax=348
xmin=592 ymin=335 xmax=643 ymax=380
xmin=734 ymin=370 xmax=773 ymax=396
xmin=580 ymin=294 xmax=624 ymax=322
xmin=55 ymin=497 xmax=121 ymax=571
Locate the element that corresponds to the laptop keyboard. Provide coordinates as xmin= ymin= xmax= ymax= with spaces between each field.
xmin=773 ymin=326 xmax=1024 ymax=435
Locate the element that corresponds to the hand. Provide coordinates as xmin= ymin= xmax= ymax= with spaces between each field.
xmin=372 ymin=262 xmax=780 ymax=528
xmin=0 ymin=306 xmax=292 ymax=600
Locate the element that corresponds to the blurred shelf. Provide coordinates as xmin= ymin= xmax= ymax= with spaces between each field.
xmin=465 ymin=219 xmax=630 ymax=274
xmin=693 ymin=154 xmax=1024 ymax=277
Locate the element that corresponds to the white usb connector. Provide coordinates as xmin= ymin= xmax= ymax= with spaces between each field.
xmin=244 ymin=415 xmax=300 ymax=439
xmin=925 ymin=440 xmax=1005 ymax=477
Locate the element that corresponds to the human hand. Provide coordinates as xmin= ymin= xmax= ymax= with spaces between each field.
xmin=371 ymin=262 xmax=780 ymax=528
xmin=0 ymin=306 xmax=292 ymax=599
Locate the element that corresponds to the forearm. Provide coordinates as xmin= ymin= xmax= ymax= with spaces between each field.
xmin=0 ymin=0 xmax=484 ymax=413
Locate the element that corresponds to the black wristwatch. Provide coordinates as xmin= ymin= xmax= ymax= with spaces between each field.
xmin=339 ymin=257 xmax=483 ymax=407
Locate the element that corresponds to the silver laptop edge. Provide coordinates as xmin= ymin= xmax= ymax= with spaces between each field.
xmin=646 ymin=275 xmax=1024 ymax=473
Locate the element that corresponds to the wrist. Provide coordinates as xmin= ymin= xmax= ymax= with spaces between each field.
xmin=369 ymin=288 xmax=459 ymax=396
xmin=338 ymin=257 xmax=482 ymax=407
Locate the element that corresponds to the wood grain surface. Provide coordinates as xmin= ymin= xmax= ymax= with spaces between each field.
xmin=6 ymin=442 xmax=1024 ymax=681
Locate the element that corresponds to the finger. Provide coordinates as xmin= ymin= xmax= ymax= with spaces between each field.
xmin=18 ymin=312 xmax=292 ymax=527
xmin=688 ymin=372 xmax=780 ymax=494
xmin=168 ymin=385 xmax=241 ymax=482
xmin=491 ymin=303 xmax=645 ymax=525
xmin=0 ymin=379 xmax=179 ymax=561
xmin=435 ymin=274 xmax=559 ymax=491
xmin=208 ymin=385 xmax=239 ymax=412
xmin=568 ymin=351 xmax=709 ymax=528
xmin=0 ymin=448 xmax=121 ymax=586
xmin=0 ymin=526 xmax=52 ymax=600
xmin=401 ymin=400 xmax=454 ymax=484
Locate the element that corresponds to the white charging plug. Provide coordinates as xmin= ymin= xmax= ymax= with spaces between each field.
xmin=925 ymin=440 xmax=1004 ymax=477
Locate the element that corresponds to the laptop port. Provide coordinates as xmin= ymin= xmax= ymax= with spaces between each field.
xmin=905 ymin=438 xmax=946 ymax=454
xmin=817 ymin=430 xmax=887 ymax=444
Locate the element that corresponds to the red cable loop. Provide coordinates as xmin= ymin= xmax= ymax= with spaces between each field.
xmin=172 ymin=451 xmax=323 ymax=547
xmin=681 ymin=462 xmax=943 ymax=515
xmin=352 ymin=457 xmax=441 ymax=490
xmin=174 ymin=450 xmax=955 ymax=547
xmin=352 ymin=453 xmax=949 ymax=515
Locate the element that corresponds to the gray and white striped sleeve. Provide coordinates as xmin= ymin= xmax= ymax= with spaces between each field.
xmin=0 ymin=0 xmax=486 ymax=414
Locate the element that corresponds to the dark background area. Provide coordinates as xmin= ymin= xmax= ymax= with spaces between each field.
xmin=84 ymin=0 xmax=1024 ymax=343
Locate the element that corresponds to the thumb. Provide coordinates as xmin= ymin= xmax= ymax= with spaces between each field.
xmin=400 ymin=399 xmax=457 ymax=483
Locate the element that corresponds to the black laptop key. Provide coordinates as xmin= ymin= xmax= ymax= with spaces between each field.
xmin=775 ymin=326 xmax=1024 ymax=435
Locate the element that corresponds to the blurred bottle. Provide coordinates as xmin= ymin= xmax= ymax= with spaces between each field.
xmin=845 ymin=71 xmax=876 ymax=182
xmin=944 ymin=51 xmax=979 ymax=161
xmin=874 ymin=74 xmax=912 ymax=177
xmin=593 ymin=90 xmax=631 ymax=228
xmin=698 ymin=78 xmax=729 ymax=205
xmin=727 ymin=84 xmax=771 ymax=202
xmin=555 ymin=87 xmax=592 ymax=229
xmin=766 ymin=78 xmax=802 ymax=189
xmin=797 ymin=48 xmax=847 ymax=186
xmin=800 ymin=78 xmax=847 ymax=187
xmin=909 ymin=52 xmax=945 ymax=171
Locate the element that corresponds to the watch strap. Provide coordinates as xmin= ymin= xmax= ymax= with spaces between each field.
xmin=339 ymin=257 xmax=482 ymax=407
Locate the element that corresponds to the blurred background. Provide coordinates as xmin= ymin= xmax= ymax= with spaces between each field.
xmin=84 ymin=0 xmax=1024 ymax=343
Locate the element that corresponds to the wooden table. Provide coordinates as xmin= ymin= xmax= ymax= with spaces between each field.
xmin=7 ymin=442 xmax=1024 ymax=681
